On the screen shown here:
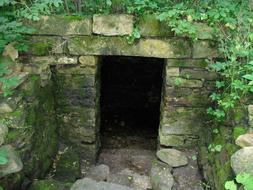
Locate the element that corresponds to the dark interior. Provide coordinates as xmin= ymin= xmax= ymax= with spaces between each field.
xmin=100 ymin=56 xmax=164 ymax=149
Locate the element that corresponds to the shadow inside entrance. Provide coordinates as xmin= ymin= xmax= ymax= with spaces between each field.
xmin=100 ymin=56 xmax=164 ymax=150
xmin=98 ymin=56 xmax=164 ymax=174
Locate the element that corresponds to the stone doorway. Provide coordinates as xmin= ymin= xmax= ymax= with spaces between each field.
xmin=98 ymin=56 xmax=164 ymax=176
xmin=100 ymin=56 xmax=164 ymax=150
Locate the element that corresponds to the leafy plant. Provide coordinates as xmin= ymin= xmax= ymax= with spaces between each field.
xmin=208 ymin=144 xmax=223 ymax=152
xmin=126 ymin=27 xmax=141 ymax=44
xmin=0 ymin=0 xmax=62 ymax=97
xmin=225 ymin=173 xmax=253 ymax=190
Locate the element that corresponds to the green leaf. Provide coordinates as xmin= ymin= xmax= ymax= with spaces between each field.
xmin=214 ymin=145 xmax=222 ymax=152
xmin=225 ymin=180 xmax=237 ymax=190
xmin=243 ymin=74 xmax=253 ymax=81
xmin=106 ymin=0 xmax=112 ymax=6
xmin=236 ymin=173 xmax=253 ymax=190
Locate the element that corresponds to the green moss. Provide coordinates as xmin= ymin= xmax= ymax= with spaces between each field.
xmin=28 ymin=179 xmax=71 ymax=190
xmin=28 ymin=36 xmax=63 ymax=55
xmin=233 ymin=127 xmax=247 ymax=140
xmin=63 ymin=15 xmax=84 ymax=21
xmin=138 ymin=14 xmax=173 ymax=37
xmin=215 ymin=160 xmax=233 ymax=190
xmin=5 ymin=130 xmax=20 ymax=143
xmin=53 ymin=149 xmax=81 ymax=183
xmin=34 ymin=42 xmax=51 ymax=55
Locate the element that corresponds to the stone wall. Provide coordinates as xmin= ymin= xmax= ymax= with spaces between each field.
xmin=51 ymin=56 xmax=101 ymax=162
xmin=159 ymin=59 xmax=214 ymax=147
xmin=0 ymin=14 xmax=225 ymax=189
xmin=23 ymin=14 xmax=218 ymax=148
xmin=0 ymin=59 xmax=58 ymax=189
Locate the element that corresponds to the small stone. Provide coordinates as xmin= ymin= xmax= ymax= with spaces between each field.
xmin=70 ymin=178 xmax=139 ymax=190
xmin=0 ymin=145 xmax=23 ymax=178
xmin=0 ymin=102 xmax=14 ymax=113
xmin=156 ymin=149 xmax=188 ymax=167
xmin=79 ymin=56 xmax=98 ymax=66
xmin=236 ymin=133 xmax=253 ymax=147
xmin=231 ymin=147 xmax=253 ymax=175
xmin=132 ymin=174 xmax=152 ymax=189
xmin=86 ymin=164 xmax=110 ymax=181
xmin=151 ymin=160 xmax=174 ymax=190
xmin=107 ymin=173 xmax=132 ymax=187
xmin=0 ymin=124 xmax=8 ymax=146
xmin=166 ymin=68 xmax=180 ymax=77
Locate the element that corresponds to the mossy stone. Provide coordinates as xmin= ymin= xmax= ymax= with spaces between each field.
xmin=25 ymin=15 xmax=92 ymax=36
xmin=53 ymin=149 xmax=81 ymax=183
xmin=68 ymin=36 xmax=191 ymax=58
xmin=138 ymin=14 xmax=174 ymax=37
xmin=166 ymin=59 xmax=209 ymax=68
xmin=27 ymin=36 xmax=64 ymax=55
xmin=28 ymin=179 xmax=72 ymax=190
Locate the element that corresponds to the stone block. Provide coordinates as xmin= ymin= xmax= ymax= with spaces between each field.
xmin=75 ymin=141 xmax=100 ymax=162
xmin=159 ymin=133 xmax=198 ymax=147
xmin=79 ymin=56 xmax=98 ymax=66
xmin=138 ymin=15 xmax=174 ymax=37
xmin=166 ymin=77 xmax=203 ymax=88
xmin=195 ymin=23 xmax=214 ymax=40
xmin=56 ymin=65 xmax=96 ymax=75
xmin=180 ymin=68 xmax=217 ymax=80
xmin=150 ymin=160 xmax=174 ymax=190
xmin=166 ymin=59 xmax=209 ymax=68
xmin=53 ymin=149 xmax=81 ymax=182
xmin=68 ymin=36 xmax=191 ymax=58
xmin=0 ymin=145 xmax=23 ymax=178
xmin=0 ymin=95 xmax=22 ymax=113
xmin=166 ymin=67 xmax=180 ymax=77
xmin=31 ymin=56 xmax=78 ymax=66
xmin=231 ymin=147 xmax=253 ymax=175
xmin=25 ymin=15 xmax=92 ymax=36
xmin=193 ymin=40 xmax=218 ymax=58
xmin=27 ymin=36 xmax=64 ymax=55
xmin=235 ymin=133 xmax=253 ymax=148
xmin=163 ymin=87 xmax=211 ymax=107
xmin=93 ymin=14 xmax=133 ymax=36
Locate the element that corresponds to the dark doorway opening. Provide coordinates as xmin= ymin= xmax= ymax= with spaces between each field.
xmin=100 ymin=56 xmax=164 ymax=150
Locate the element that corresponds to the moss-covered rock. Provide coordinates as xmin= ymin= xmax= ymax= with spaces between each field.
xmin=138 ymin=15 xmax=174 ymax=37
xmin=28 ymin=179 xmax=72 ymax=190
xmin=67 ymin=36 xmax=191 ymax=58
xmin=93 ymin=14 xmax=133 ymax=36
xmin=25 ymin=15 xmax=92 ymax=36
xmin=166 ymin=77 xmax=203 ymax=88
xmin=166 ymin=59 xmax=209 ymax=68
xmin=193 ymin=40 xmax=218 ymax=58
xmin=26 ymin=36 xmax=64 ymax=55
xmin=53 ymin=149 xmax=81 ymax=183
